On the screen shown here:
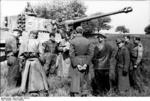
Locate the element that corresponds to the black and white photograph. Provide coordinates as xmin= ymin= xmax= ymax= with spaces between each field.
xmin=0 ymin=0 xmax=150 ymax=100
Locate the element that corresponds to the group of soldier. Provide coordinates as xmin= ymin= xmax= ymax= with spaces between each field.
xmin=4 ymin=25 xmax=145 ymax=97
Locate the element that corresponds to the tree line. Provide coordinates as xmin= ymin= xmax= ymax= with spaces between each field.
xmin=32 ymin=0 xmax=149 ymax=35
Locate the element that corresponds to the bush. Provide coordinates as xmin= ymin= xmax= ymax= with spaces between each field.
xmin=144 ymin=24 xmax=150 ymax=35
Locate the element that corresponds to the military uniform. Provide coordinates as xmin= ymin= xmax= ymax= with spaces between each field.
xmin=116 ymin=45 xmax=130 ymax=92
xmin=92 ymin=42 xmax=116 ymax=95
xmin=57 ymin=39 xmax=71 ymax=78
xmin=5 ymin=34 xmax=21 ymax=88
xmin=69 ymin=34 xmax=93 ymax=96
xmin=41 ymin=39 xmax=58 ymax=76
xmin=125 ymin=41 xmax=134 ymax=53
xmin=131 ymin=42 xmax=144 ymax=92
xmin=125 ymin=41 xmax=134 ymax=87
xmin=131 ymin=43 xmax=143 ymax=66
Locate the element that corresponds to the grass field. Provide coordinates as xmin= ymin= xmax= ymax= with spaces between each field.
xmin=0 ymin=33 xmax=150 ymax=96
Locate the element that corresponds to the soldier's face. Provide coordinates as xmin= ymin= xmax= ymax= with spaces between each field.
xmin=30 ymin=33 xmax=37 ymax=39
xmin=50 ymin=36 xmax=55 ymax=41
xmin=134 ymin=39 xmax=139 ymax=45
xmin=98 ymin=37 xmax=104 ymax=43
xmin=118 ymin=42 xmax=124 ymax=48
xmin=14 ymin=31 xmax=22 ymax=38
xmin=124 ymin=37 xmax=129 ymax=42
xmin=33 ymin=34 xmax=38 ymax=39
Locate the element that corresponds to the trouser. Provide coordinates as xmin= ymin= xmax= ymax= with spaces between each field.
xmin=129 ymin=69 xmax=135 ymax=88
xmin=128 ymin=61 xmax=135 ymax=88
xmin=130 ymin=60 xmax=144 ymax=92
xmin=132 ymin=65 xmax=144 ymax=92
xmin=20 ymin=58 xmax=49 ymax=94
xmin=117 ymin=68 xmax=130 ymax=92
xmin=43 ymin=53 xmax=57 ymax=76
xmin=70 ymin=66 xmax=90 ymax=96
xmin=92 ymin=70 xmax=110 ymax=95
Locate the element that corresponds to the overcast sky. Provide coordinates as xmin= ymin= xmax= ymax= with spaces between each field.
xmin=1 ymin=0 xmax=150 ymax=34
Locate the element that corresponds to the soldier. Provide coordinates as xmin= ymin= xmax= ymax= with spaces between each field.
xmin=124 ymin=35 xmax=134 ymax=53
xmin=41 ymin=32 xmax=58 ymax=77
xmin=5 ymin=28 xmax=22 ymax=89
xmin=55 ymin=29 xmax=62 ymax=43
xmin=92 ymin=34 xmax=116 ymax=96
xmin=115 ymin=39 xmax=130 ymax=93
xmin=124 ymin=35 xmax=134 ymax=87
xmin=69 ymin=26 xmax=93 ymax=96
xmin=19 ymin=30 xmax=49 ymax=96
xmin=57 ymin=36 xmax=71 ymax=78
xmin=131 ymin=36 xmax=144 ymax=92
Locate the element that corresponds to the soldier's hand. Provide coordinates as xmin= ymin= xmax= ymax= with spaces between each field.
xmin=83 ymin=64 xmax=87 ymax=70
xmin=77 ymin=65 xmax=84 ymax=71
xmin=63 ymin=48 xmax=67 ymax=52
xmin=19 ymin=57 xmax=25 ymax=71
xmin=134 ymin=65 xmax=137 ymax=69
xmin=19 ymin=56 xmax=24 ymax=60
xmin=109 ymin=70 xmax=115 ymax=81
xmin=7 ymin=56 xmax=16 ymax=66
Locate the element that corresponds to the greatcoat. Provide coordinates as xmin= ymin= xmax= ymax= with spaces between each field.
xmin=19 ymin=38 xmax=49 ymax=93
xmin=69 ymin=34 xmax=93 ymax=95
xmin=116 ymin=46 xmax=130 ymax=92
xmin=92 ymin=42 xmax=116 ymax=94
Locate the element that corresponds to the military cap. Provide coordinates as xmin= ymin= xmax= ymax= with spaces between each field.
xmin=97 ymin=33 xmax=107 ymax=39
xmin=30 ymin=30 xmax=38 ymax=35
xmin=134 ymin=36 xmax=141 ymax=41
xmin=58 ymin=18 xmax=62 ymax=22
xmin=49 ymin=32 xmax=55 ymax=37
xmin=76 ymin=26 xmax=83 ymax=33
xmin=116 ymin=38 xmax=124 ymax=44
xmin=124 ymin=35 xmax=131 ymax=39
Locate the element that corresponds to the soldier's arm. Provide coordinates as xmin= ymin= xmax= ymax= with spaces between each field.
xmin=5 ymin=37 xmax=18 ymax=53
xmin=11 ymin=39 xmax=18 ymax=55
xmin=87 ymin=42 xmax=95 ymax=60
xmin=38 ymin=41 xmax=46 ymax=65
xmin=5 ymin=38 xmax=10 ymax=54
xmin=123 ymin=47 xmax=130 ymax=71
xmin=57 ymin=42 xmax=64 ymax=51
xmin=109 ymin=45 xmax=117 ymax=80
xmin=65 ymin=42 xmax=70 ymax=50
xmin=135 ymin=45 xmax=143 ymax=65
xmin=69 ymin=41 xmax=75 ymax=58
xmin=38 ymin=41 xmax=45 ymax=54
xmin=18 ymin=41 xmax=25 ymax=56
xmin=91 ymin=46 xmax=99 ymax=65
xmin=109 ymin=45 xmax=117 ymax=71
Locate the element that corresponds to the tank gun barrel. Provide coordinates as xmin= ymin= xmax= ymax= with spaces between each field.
xmin=64 ymin=7 xmax=133 ymax=25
